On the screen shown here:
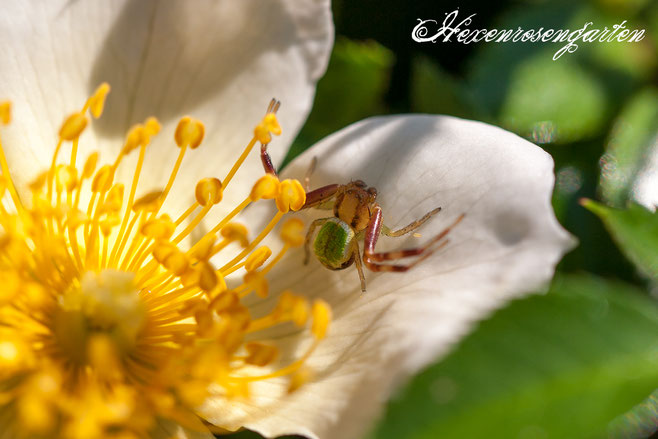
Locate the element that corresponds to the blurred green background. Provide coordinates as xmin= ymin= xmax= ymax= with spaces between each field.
xmin=227 ymin=0 xmax=658 ymax=437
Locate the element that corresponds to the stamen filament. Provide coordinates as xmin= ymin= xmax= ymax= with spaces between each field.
xmin=223 ymin=137 xmax=257 ymax=189
xmin=229 ymin=339 xmax=320 ymax=382
xmin=109 ymin=144 xmax=146 ymax=264
xmin=0 ymin=133 xmax=24 ymax=212
xmin=220 ymin=211 xmax=284 ymax=272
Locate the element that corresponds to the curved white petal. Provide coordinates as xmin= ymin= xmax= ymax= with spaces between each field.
xmin=0 ymin=0 xmax=333 ymax=217
xmin=200 ymin=115 xmax=574 ymax=438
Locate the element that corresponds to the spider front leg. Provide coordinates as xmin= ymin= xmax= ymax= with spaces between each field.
xmin=382 ymin=207 xmax=442 ymax=237
xmin=352 ymin=239 xmax=367 ymax=292
xmin=260 ymin=142 xmax=277 ymax=176
xmin=302 ymin=183 xmax=340 ymax=210
xmin=363 ymin=206 xmax=465 ymax=272
xmin=259 ymin=98 xmax=281 ymax=176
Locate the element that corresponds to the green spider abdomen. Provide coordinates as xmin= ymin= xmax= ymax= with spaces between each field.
xmin=314 ymin=218 xmax=356 ymax=270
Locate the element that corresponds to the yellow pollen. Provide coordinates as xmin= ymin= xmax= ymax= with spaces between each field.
xmin=0 ymin=89 xmax=330 ymax=439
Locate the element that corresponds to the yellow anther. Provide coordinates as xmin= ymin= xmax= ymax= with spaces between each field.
xmin=82 ymin=152 xmax=99 ymax=179
xmin=141 ymin=215 xmax=175 ymax=240
xmin=179 ymin=267 xmax=200 ymax=289
xmin=288 ymin=367 xmax=313 ymax=394
xmin=100 ymin=213 xmax=121 ymax=237
xmin=91 ymin=165 xmax=115 ymax=193
xmin=59 ymin=112 xmax=88 ymax=141
xmin=254 ymin=113 xmax=281 ymax=144
xmin=244 ymin=342 xmax=278 ymax=367
xmin=103 ymin=184 xmax=124 ymax=213
xmin=195 ymin=309 xmax=215 ymax=337
xmin=276 ymin=179 xmax=306 ymax=213
xmin=144 ymin=117 xmax=161 ymax=136
xmin=220 ymin=223 xmax=249 ymax=247
xmin=291 ymin=297 xmax=310 ymax=327
xmin=195 ymin=178 xmax=223 ymax=206
xmin=245 ymin=246 xmax=272 ymax=272
xmin=311 ymin=300 xmax=331 ymax=340
xmin=273 ymin=290 xmax=295 ymax=316
xmin=87 ymin=83 xmax=111 ymax=119
xmin=0 ymin=101 xmax=11 ymax=125
xmin=29 ymin=171 xmax=48 ymax=194
xmin=250 ymin=174 xmax=279 ymax=201
xmin=264 ymin=113 xmax=282 ymax=135
xmin=198 ymin=261 xmax=218 ymax=292
xmin=153 ymin=242 xmax=176 ymax=264
xmin=55 ymin=165 xmax=78 ymax=192
xmin=191 ymin=233 xmax=217 ymax=261
xmin=122 ymin=124 xmax=147 ymax=154
xmin=210 ymin=291 xmax=239 ymax=313
xmin=243 ymin=271 xmax=268 ymax=298
xmin=280 ymin=217 xmax=305 ymax=247
xmin=132 ymin=190 xmax=163 ymax=213
xmin=165 ymin=251 xmax=189 ymax=276
xmin=66 ymin=208 xmax=88 ymax=229
xmin=271 ymin=290 xmax=309 ymax=326
xmin=175 ymin=116 xmax=205 ymax=149
xmin=153 ymin=242 xmax=189 ymax=276
xmin=254 ymin=123 xmax=270 ymax=144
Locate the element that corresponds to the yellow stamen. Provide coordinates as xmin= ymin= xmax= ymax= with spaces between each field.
xmin=0 ymin=91 xmax=330 ymax=439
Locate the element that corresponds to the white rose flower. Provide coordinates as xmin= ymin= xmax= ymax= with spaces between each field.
xmin=0 ymin=1 xmax=572 ymax=439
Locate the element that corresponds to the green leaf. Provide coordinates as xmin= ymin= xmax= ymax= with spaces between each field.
xmin=368 ymin=274 xmax=658 ymax=439
xmin=498 ymin=54 xmax=609 ymax=144
xmin=598 ymin=88 xmax=658 ymax=206
xmin=583 ymin=200 xmax=658 ymax=279
xmin=609 ymin=388 xmax=658 ymax=438
xmin=467 ymin=3 xmax=656 ymax=144
xmin=283 ymin=38 xmax=393 ymax=167
xmin=410 ymin=56 xmax=476 ymax=119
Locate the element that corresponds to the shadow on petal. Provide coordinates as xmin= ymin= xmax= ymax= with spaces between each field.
xmin=87 ymin=0 xmax=302 ymax=138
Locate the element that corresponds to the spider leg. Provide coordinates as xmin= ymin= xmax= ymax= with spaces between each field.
xmin=352 ymin=239 xmax=367 ymax=292
xmin=304 ymin=218 xmax=330 ymax=265
xmin=259 ymin=98 xmax=282 ymax=176
xmin=260 ymin=142 xmax=277 ymax=176
xmin=383 ymin=207 xmax=442 ymax=237
xmin=302 ymin=184 xmax=340 ymax=210
xmin=363 ymin=208 xmax=464 ymax=272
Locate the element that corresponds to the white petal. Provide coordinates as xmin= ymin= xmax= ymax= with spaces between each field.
xmin=0 ymin=0 xmax=333 ymax=217
xmin=200 ymin=115 xmax=574 ymax=438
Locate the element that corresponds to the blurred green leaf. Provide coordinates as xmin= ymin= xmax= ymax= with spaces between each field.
xmin=598 ymin=88 xmax=658 ymax=206
xmin=410 ymin=56 xmax=476 ymax=119
xmin=609 ymin=388 xmax=658 ymax=438
xmin=573 ymin=9 xmax=657 ymax=80
xmin=499 ymin=54 xmax=609 ymax=144
xmin=368 ymin=274 xmax=658 ymax=439
xmin=466 ymin=3 xmax=657 ymax=144
xmin=583 ymin=200 xmax=658 ymax=279
xmin=283 ymin=38 xmax=393 ymax=167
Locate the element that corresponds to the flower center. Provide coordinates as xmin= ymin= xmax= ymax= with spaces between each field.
xmin=0 ymin=86 xmax=330 ymax=438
